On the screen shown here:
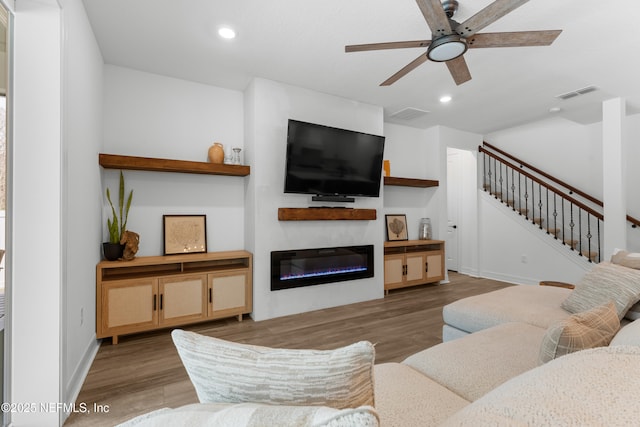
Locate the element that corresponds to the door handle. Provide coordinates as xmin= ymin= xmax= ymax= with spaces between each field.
xmin=153 ymin=294 xmax=157 ymax=311
xmin=425 ymin=262 xmax=429 ymax=272
xmin=160 ymin=294 xmax=163 ymax=310
xmin=452 ymin=225 xmax=457 ymax=229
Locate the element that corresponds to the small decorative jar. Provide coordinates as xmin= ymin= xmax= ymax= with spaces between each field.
xmin=418 ymin=218 xmax=432 ymax=240
xmin=208 ymin=142 xmax=225 ymax=164
xmin=232 ymin=147 xmax=242 ymax=165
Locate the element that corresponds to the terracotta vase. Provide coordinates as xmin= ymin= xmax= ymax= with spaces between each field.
xmin=208 ymin=143 xmax=225 ymax=164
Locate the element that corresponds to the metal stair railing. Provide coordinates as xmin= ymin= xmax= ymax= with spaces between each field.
xmin=483 ymin=141 xmax=640 ymax=229
xmin=480 ymin=145 xmax=603 ymax=263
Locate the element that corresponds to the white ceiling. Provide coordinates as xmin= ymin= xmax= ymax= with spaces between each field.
xmin=82 ymin=0 xmax=640 ymax=134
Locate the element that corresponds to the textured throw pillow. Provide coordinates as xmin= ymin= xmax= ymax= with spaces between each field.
xmin=538 ymin=301 xmax=620 ymax=364
xmin=171 ymin=330 xmax=375 ymax=409
xmin=561 ymin=262 xmax=640 ymax=319
xmin=611 ymin=249 xmax=640 ymax=270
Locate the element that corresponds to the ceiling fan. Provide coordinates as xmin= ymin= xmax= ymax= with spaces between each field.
xmin=345 ymin=0 xmax=562 ymax=86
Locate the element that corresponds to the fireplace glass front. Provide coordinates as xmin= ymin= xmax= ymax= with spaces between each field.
xmin=271 ymin=245 xmax=374 ymax=291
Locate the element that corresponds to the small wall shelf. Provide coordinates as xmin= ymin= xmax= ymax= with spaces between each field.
xmin=278 ymin=208 xmax=377 ymax=221
xmin=99 ymin=153 xmax=250 ymax=177
xmin=384 ymin=176 xmax=439 ymax=188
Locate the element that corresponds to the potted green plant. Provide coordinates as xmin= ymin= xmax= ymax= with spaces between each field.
xmin=103 ymin=171 xmax=133 ymax=261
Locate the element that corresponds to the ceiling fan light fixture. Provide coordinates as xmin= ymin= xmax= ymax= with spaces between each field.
xmin=427 ymin=34 xmax=467 ymax=62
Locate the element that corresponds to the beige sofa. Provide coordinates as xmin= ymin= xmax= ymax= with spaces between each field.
xmin=119 ymin=258 xmax=640 ymax=427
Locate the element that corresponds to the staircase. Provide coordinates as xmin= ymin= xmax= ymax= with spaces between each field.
xmin=479 ymin=143 xmax=640 ymax=264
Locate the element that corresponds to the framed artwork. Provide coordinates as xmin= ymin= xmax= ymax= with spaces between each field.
xmin=385 ymin=214 xmax=408 ymax=241
xmin=163 ymin=215 xmax=207 ymax=255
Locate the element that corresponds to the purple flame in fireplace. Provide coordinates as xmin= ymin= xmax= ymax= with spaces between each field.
xmin=280 ymin=265 xmax=368 ymax=281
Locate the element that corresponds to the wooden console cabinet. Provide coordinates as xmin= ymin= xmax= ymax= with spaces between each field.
xmin=96 ymin=251 xmax=252 ymax=344
xmin=384 ymin=240 xmax=445 ymax=293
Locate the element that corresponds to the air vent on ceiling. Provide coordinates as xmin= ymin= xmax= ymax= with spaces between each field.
xmin=556 ymin=86 xmax=598 ymax=101
xmin=389 ymin=107 xmax=430 ymax=121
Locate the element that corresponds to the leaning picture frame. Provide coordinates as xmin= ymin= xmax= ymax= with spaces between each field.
xmin=385 ymin=214 xmax=408 ymax=241
xmin=163 ymin=214 xmax=208 ymax=255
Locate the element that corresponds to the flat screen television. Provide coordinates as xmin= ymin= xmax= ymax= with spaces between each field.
xmin=284 ymin=119 xmax=386 ymax=202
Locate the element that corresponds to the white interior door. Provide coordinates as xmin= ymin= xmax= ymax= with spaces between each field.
xmin=447 ymin=149 xmax=461 ymax=272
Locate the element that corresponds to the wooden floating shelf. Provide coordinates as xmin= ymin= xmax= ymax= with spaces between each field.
xmin=278 ymin=208 xmax=377 ymax=221
xmin=384 ymin=176 xmax=439 ymax=188
xmin=99 ymin=153 xmax=250 ymax=177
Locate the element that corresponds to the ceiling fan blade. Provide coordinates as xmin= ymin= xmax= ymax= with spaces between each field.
xmin=467 ymin=30 xmax=562 ymax=48
xmin=380 ymin=52 xmax=429 ymax=86
xmin=415 ymin=0 xmax=454 ymax=36
xmin=346 ymin=40 xmax=431 ymax=53
xmin=446 ymin=56 xmax=472 ymax=86
xmin=455 ymin=0 xmax=530 ymax=37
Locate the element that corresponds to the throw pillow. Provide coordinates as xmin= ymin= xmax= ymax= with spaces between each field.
xmin=560 ymin=261 xmax=640 ymax=319
xmin=171 ymin=330 xmax=375 ymax=409
xmin=538 ymin=301 xmax=620 ymax=364
xmin=611 ymin=249 xmax=640 ymax=270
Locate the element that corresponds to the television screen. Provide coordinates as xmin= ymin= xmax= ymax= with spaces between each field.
xmin=284 ymin=119 xmax=385 ymax=199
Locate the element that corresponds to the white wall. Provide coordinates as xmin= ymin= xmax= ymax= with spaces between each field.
xmin=12 ymin=0 xmax=62 ymax=425
xmin=486 ymin=116 xmax=603 ymax=200
xmin=382 ymin=123 xmax=440 ymax=241
xmin=61 ymin=0 xmax=104 ymax=418
xmin=102 ymin=66 xmax=246 ymax=255
xmin=245 ymin=78 xmax=385 ymax=321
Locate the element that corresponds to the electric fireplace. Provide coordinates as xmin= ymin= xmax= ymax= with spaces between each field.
xmin=271 ymin=245 xmax=374 ymax=291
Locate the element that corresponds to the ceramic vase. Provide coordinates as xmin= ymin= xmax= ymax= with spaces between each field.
xmin=208 ymin=142 xmax=225 ymax=164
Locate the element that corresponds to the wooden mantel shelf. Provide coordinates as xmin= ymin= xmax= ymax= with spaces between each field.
xmin=384 ymin=176 xmax=439 ymax=188
xmin=99 ymin=153 xmax=250 ymax=177
xmin=278 ymin=208 xmax=377 ymax=221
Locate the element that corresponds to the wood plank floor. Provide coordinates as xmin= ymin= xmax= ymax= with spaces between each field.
xmin=64 ymin=273 xmax=511 ymax=426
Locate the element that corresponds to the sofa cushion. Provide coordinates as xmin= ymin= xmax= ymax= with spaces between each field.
xmin=610 ymin=318 xmax=640 ymax=347
xmin=443 ymin=285 xmax=572 ymax=334
xmin=538 ymin=301 xmax=620 ymax=364
xmin=373 ymin=363 xmax=468 ymax=427
xmin=115 ymin=402 xmax=380 ymax=427
xmin=171 ymin=330 xmax=375 ymax=409
xmin=441 ymin=346 xmax=640 ymax=426
xmin=404 ymin=322 xmax=546 ymax=401
xmin=611 ymin=249 xmax=640 ymax=270
xmin=561 ymin=262 xmax=640 ymax=319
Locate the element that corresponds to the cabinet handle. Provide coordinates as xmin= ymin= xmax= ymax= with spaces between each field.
xmin=160 ymin=294 xmax=164 ymax=310
xmin=153 ymin=294 xmax=157 ymax=311
xmin=403 ymin=265 xmax=407 ymax=276
xmin=425 ymin=262 xmax=429 ymax=273
xmin=209 ymin=288 xmax=212 ymax=303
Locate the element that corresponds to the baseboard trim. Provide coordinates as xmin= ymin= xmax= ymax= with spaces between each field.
xmin=62 ymin=336 xmax=100 ymax=422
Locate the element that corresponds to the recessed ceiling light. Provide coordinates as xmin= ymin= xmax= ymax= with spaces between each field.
xmin=440 ymin=95 xmax=452 ymax=103
xmin=218 ymin=27 xmax=236 ymax=40
xmin=549 ymin=106 xmax=562 ymax=113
